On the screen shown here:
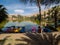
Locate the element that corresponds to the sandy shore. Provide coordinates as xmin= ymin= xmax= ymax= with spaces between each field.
xmin=0 ymin=32 xmax=60 ymax=45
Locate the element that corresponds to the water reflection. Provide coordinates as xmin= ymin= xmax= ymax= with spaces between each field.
xmin=4 ymin=21 xmax=38 ymax=27
xmin=2 ymin=21 xmax=39 ymax=33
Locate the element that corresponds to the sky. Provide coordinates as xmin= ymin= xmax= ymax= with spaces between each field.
xmin=0 ymin=0 xmax=46 ymax=16
xmin=0 ymin=0 xmax=59 ymax=16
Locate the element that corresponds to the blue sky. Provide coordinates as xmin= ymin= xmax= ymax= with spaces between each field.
xmin=0 ymin=0 xmax=57 ymax=16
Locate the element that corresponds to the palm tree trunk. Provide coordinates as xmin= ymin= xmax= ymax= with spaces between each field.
xmin=39 ymin=4 xmax=41 ymax=25
xmin=54 ymin=10 xmax=57 ymax=29
xmin=37 ymin=1 xmax=41 ymax=26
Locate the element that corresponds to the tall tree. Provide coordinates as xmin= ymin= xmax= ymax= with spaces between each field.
xmin=47 ymin=10 xmax=51 ymax=24
xmin=0 ymin=5 xmax=8 ymax=23
xmin=50 ymin=6 xmax=60 ymax=28
xmin=20 ymin=0 xmax=60 ymax=26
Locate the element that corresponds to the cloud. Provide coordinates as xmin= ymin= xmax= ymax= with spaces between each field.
xmin=14 ymin=9 xmax=24 ymax=13
xmin=26 ymin=6 xmax=38 ymax=9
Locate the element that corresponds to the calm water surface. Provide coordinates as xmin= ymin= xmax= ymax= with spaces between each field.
xmin=2 ymin=21 xmax=39 ymax=32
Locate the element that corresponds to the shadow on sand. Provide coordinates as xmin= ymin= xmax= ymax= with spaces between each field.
xmin=0 ymin=36 xmax=11 ymax=45
xmin=0 ymin=33 xmax=60 ymax=45
xmin=20 ymin=33 xmax=60 ymax=45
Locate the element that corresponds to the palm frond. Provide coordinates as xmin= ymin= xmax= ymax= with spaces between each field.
xmin=20 ymin=0 xmax=60 ymax=6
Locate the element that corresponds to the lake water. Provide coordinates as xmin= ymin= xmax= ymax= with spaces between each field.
xmin=2 ymin=21 xmax=39 ymax=32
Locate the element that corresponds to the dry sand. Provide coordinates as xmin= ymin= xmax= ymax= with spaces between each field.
xmin=0 ymin=32 xmax=60 ymax=45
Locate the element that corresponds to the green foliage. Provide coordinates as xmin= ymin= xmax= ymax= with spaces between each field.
xmin=50 ymin=6 xmax=60 ymax=28
xmin=20 ymin=0 xmax=60 ymax=25
xmin=35 ymin=19 xmax=40 ymax=24
xmin=0 ymin=20 xmax=8 ymax=28
xmin=0 ymin=5 xmax=8 ymax=23
xmin=45 ymin=5 xmax=60 ymax=29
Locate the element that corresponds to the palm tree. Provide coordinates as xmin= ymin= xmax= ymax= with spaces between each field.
xmin=50 ymin=6 xmax=60 ymax=29
xmin=43 ymin=11 xmax=46 ymax=25
xmin=0 ymin=5 xmax=8 ymax=23
xmin=20 ymin=0 xmax=60 ymax=26
xmin=47 ymin=10 xmax=52 ymax=24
